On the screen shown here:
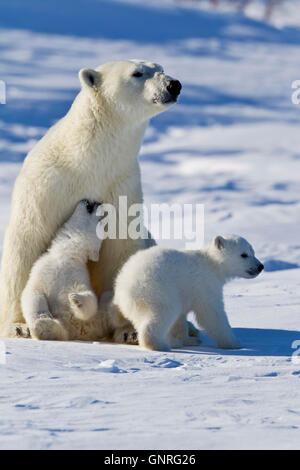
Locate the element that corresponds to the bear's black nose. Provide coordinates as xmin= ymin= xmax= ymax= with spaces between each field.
xmin=258 ymin=264 xmax=264 ymax=273
xmin=167 ymin=80 xmax=182 ymax=97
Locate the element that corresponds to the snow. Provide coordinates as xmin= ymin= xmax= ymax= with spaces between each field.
xmin=1 ymin=0 xmax=300 ymax=450
xmin=2 ymin=269 xmax=300 ymax=450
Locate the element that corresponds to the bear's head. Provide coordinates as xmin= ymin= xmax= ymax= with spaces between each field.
xmin=210 ymin=235 xmax=264 ymax=280
xmin=79 ymin=60 xmax=181 ymax=122
xmin=62 ymin=200 xmax=103 ymax=263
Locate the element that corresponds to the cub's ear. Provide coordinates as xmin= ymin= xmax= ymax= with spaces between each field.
xmin=214 ymin=235 xmax=225 ymax=250
xmin=79 ymin=68 xmax=101 ymax=88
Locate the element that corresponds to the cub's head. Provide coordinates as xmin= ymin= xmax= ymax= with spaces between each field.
xmin=65 ymin=200 xmax=103 ymax=262
xmin=210 ymin=235 xmax=264 ymax=280
xmin=79 ymin=60 xmax=181 ymax=121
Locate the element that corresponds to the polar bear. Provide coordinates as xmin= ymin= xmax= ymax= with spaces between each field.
xmin=113 ymin=235 xmax=264 ymax=351
xmin=0 ymin=60 xmax=182 ymax=337
xmin=21 ymin=199 xmax=123 ymax=341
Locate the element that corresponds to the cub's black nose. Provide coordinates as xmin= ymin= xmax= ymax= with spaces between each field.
xmin=167 ymin=80 xmax=182 ymax=97
xmin=258 ymin=264 xmax=264 ymax=273
xmin=81 ymin=199 xmax=101 ymax=214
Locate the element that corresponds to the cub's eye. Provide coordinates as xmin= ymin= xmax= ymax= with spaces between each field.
xmin=241 ymin=253 xmax=248 ymax=258
xmin=132 ymin=71 xmax=143 ymax=78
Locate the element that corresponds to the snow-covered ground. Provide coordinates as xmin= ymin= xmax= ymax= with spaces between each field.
xmin=1 ymin=0 xmax=300 ymax=449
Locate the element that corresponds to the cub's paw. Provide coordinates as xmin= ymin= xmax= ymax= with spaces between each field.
xmin=31 ymin=316 xmax=68 ymax=341
xmin=113 ymin=326 xmax=138 ymax=345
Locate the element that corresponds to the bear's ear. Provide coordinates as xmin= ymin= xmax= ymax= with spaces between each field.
xmin=79 ymin=68 xmax=101 ymax=88
xmin=214 ymin=235 xmax=225 ymax=250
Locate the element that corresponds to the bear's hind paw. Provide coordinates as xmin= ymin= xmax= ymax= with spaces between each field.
xmin=31 ymin=317 xmax=68 ymax=341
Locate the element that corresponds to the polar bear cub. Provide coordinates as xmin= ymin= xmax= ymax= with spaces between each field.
xmin=113 ymin=235 xmax=264 ymax=351
xmin=21 ymin=200 xmax=104 ymax=341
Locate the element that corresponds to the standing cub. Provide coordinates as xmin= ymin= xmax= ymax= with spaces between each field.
xmin=113 ymin=235 xmax=264 ymax=351
xmin=21 ymin=200 xmax=119 ymax=341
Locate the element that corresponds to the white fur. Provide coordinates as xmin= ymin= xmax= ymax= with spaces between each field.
xmin=22 ymin=201 xmax=103 ymax=340
xmin=21 ymin=201 xmax=125 ymax=341
xmin=113 ymin=235 xmax=264 ymax=351
xmin=0 ymin=60 xmax=179 ymax=337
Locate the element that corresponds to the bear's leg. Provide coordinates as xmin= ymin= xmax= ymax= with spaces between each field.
xmin=22 ymin=289 xmax=68 ymax=341
xmin=139 ymin=321 xmax=171 ymax=351
xmin=22 ymin=288 xmax=49 ymax=325
xmin=137 ymin=304 xmax=182 ymax=351
xmin=99 ymin=291 xmax=128 ymax=329
xmin=195 ymin=305 xmax=241 ymax=349
xmin=187 ymin=320 xmax=202 ymax=340
xmin=169 ymin=315 xmax=202 ymax=348
xmin=0 ymin=213 xmax=55 ymax=336
xmin=94 ymin=291 xmax=130 ymax=340
xmin=69 ymin=291 xmax=98 ymax=321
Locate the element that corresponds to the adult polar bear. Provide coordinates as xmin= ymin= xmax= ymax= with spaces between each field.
xmin=0 ymin=60 xmax=182 ymax=337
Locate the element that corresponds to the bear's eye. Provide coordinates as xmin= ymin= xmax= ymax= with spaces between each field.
xmin=132 ymin=71 xmax=143 ymax=78
xmin=241 ymin=253 xmax=248 ymax=258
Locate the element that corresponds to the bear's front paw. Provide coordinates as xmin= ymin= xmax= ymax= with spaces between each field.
xmin=113 ymin=326 xmax=138 ymax=345
xmin=14 ymin=323 xmax=31 ymax=339
xmin=31 ymin=317 xmax=68 ymax=341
